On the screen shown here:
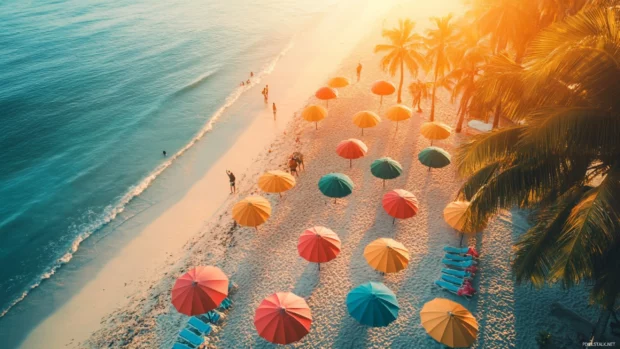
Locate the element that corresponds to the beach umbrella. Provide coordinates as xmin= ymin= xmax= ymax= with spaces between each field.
xmin=418 ymin=146 xmax=451 ymax=171
xmin=301 ymin=105 xmax=327 ymax=129
xmin=336 ymin=138 xmax=368 ymax=168
xmin=232 ymin=196 xmax=272 ymax=230
xmin=371 ymin=80 xmax=396 ymax=106
xmin=382 ymin=189 xmax=419 ymax=224
xmin=420 ymin=121 xmax=452 ymax=145
xmin=443 ymin=200 xmax=483 ymax=245
xmin=328 ymin=76 xmax=350 ymax=88
xmin=315 ymin=86 xmax=338 ymax=107
xmin=258 ymin=170 xmax=296 ymax=197
xmin=420 ymin=298 xmax=479 ymax=348
xmin=385 ymin=104 xmax=412 ymax=130
xmin=254 ymin=292 xmax=312 ymax=345
xmin=353 ymin=111 xmax=381 ymax=135
xmin=171 ymin=266 xmax=229 ymax=316
xmin=318 ymin=173 xmax=354 ymax=203
xmin=297 ymin=226 xmax=341 ymax=270
xmin=364 ymin=238 xmax=410 ymax=273
xmin=346 ymin=281 xmax=399 ymax=327
xmin=370 ymin=157 xmax=403 ymax=187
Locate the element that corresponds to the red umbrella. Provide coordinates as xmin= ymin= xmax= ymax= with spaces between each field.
xmin=336 ymin=139 xmax=368 ymax=168
xmin=371 ymin=80 xmax=395 ymax=105
xmin=254 ymin=292 xmax=312 ymax=345
xmin=298 ymin=226 xmax=341 ymax=269
xmin=315 ymin=86 xmax=338 ymax=107
xmin=171 ymin=266 xmax=229 ymax=316
xmin=382 ymin=189 xmax=419 ymax=224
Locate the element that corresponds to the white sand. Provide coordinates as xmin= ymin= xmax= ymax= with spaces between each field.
xmin=53 ymin=2 xmax=600 ymax=349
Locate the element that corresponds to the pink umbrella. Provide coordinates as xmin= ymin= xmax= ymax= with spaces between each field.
xmin=336 ymin=139 xmax=368 ymax=168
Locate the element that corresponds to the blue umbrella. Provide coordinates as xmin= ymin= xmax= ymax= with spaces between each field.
xmin=346 ymin=282 xmax=399 ymax=327
xmin=318 ymin=173 xmax=354 ymax=203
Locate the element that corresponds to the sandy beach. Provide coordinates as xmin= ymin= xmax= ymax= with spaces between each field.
xmin=14 ymin=2 xmax=604 ymax=349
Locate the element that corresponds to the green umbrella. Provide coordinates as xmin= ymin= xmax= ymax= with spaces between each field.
xmin=318 ymin=173 xmax=354 ymax=203
xmin=370 ymin=157 xmax=403 ymax=188
xmin=418 ymin=146 xmax=451 ymax=171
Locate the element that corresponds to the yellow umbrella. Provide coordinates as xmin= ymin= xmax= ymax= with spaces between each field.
xmin=385 ymin=104 xmax=412 ymax=130
xmin=327 ymin=76 xmax=350 ymax=88
xmin=443 ymin=201 xmax=484 ymax=245
xmin=301 ymin=105 xmax=327 ymax=130
xmin=258 ymin=170 xmax=296 ymax=197
xmin=353 ymin=111 xmax=381 ymax=136
xmin=363 ymin=238 xmax=409 ymax=273
xmin=421 ymin=121 xmax=452 ymax=145
xmin=232 ymin=196 xmax=272 ymax=230
xmin=420 ymin=298 xmax=479 ymax=348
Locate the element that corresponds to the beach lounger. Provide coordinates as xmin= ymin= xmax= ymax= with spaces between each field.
xmin=434 ymin=280 xmax=473 ymax=299
xmin=441 ymin=273 xmax=467 ymax=286
xmin=188 ymin=317 xmax=213 ymax=335
xmin=217 ymin=297 xmax=233 ymax=311
xmin=442 ymin=267 xmax=473 ymax=279
xmin=178 ymin=328 xmax=204 ymax=348
xmin=444 ymin=246 xmax=479 ymax=257
xmin=444 ymin=253 xmax=476 ymax=263
xmin=442 ymin=258 xmax=476 ymax=269
xmin=173 ymin=343 xmax=193 ymax=349
xmin=199 ymin=310 xmax=223 ymax=324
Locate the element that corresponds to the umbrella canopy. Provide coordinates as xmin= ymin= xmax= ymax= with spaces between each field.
xmin=258 ymin=170 xmax=296 ymax=197
xmin=232 ymin=196 xmax=272 ymax=228
xmin=346 ymin=282 xmax=399 ymax=327
xmin=382 ymin=189 xmax=419 ymax=221
xmin=315 ymin=86 xmax=338 ymax=107
xmin=443 ymin=201 xmax=480 ymax=235
xmin=370 ymin=157 xmax=403 ymax=187
xmin=171 ymin=266 xmax=229 ymax=316
xmin=420 ymin=298 xmax=479 ymax=348
xmin=297 ymin=226 xmax=341 ymax=264
xmin=418 ymin=146 xmax=451 ymax=169
xmin=353 ymin=111 xmax=381 ymax=135
xmin=302 ymin=105 xmax=327 ymax=129
xmin=420 ymin=121 xmax=452 ymax=144
xmin=318 ymin=173 xmax=354 ymax=201
xmin=364 ymin=238 xmax=410 ymax=273
xmin=385 ymin=104 xmax=412 ymax=128
xmin=254 ymin=292 xmax=312 ymax=345
xmin=328 ymin=76 xmax=350 ymax=88
xmin=336 ymin=139 xmax=368 ymax=168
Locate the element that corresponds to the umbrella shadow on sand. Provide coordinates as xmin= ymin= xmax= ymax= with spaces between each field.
xmin=292 ymin=264 xmax=321 ymax=299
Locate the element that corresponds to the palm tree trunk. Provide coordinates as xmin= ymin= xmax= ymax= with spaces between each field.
xmin=430 ymin=66 xmax=439 ymax=122
xmin=493 ymin=102 xmax=501 ymax=129
xmin=455 ymin=105 xmax=465 ymax=133
xmin=397 ymin=59 xmax=404 ymax=103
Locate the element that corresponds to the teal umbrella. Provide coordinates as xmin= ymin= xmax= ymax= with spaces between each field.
xmin=370 ymin=157 xmax=403 ymax=188
xmin=418 ymin=146 xmax=451 ymax=172
xmin=346 ymin=282 xmax=399 ymax=327
xmin=318 ymin=173 xmax=354 ymax=203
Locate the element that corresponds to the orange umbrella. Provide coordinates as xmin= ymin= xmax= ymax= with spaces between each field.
xmin=371 ymin=80 xmax=395 ymax=105
xmin=421 ymin=121 xmax=452 ymax=145
xmin=301 ymin=105 xmax=327 ymax=129
xmin=254 ymin=292 xmax=312 ymax=345
xmin=232 ymin=196 xmax=272 ymax=230
xmin=297 ymin=226 xmax=341 ymax=269
xmin=328 ymin=76 xmax=350 ymax=88
xmin=364 ymin=238 xmax=410 ymax=273
xmin=258 ymin=170 xmax=296 ymax=197
xmin=353 ymin=111 xmax=381 ymax=135
xmin=382 ymin=189 xmax=419 ymax=224
xmin=171 ymin=266 xmax=229 ymax=316
xmin=385 ymin=104 xmax=412 ymax=130
xmin=420 ymin=298 xmax=479 ymax=348
xmin=315 ymin=86 xmax=338 ymax=107
xmin=336 ymin=138 xmax=368 ymax=168
xmin=443 ymin=200 xmax=484 ymax=245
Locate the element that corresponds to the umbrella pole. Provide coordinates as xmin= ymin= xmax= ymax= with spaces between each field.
xmin=380 ymin=96 xmax=383 ymax=106
xmin=459 ymin=233 xmax=464 ymax=247
xmin=315 ymin=122 xmax=318 ymax=130
xmin=396 ymin=121 xmax=399 ymax=131
xmin=362 ymin=128 xmax=364 ymax=136
xmin=326 ymin=100 xmax=329 ymax=108
xmin=334 ymin=198 xmax=337 ymax=204
xmin=428 ymin=166 xmax=431 ymax=172
xmin=318 ymin=263 xmax=321 ymax=271
xmin=279 ymin=192 xmax=282 ymax=198
xmin=392 ymin=217 xmax=396 ymax=225
xmin=350 ymin=159 xmax=352 ymax=168
xmin=383 ymin=179 xmax=385 ymax=188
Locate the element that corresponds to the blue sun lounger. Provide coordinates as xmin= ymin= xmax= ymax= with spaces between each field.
xmin=178 ymin=328 xmax=204 ymax=348
xmin=442 ymin=258 xmax=475 ymax=269
xmin=434 ymin=279 xmax=471 ymax=299
xmin=199 ymin=309 xmax=223 ymax=324
xmin=444 ymin=246 xmax=470 ymax=255
xmin=444 ymin=253 xmax=476 ymax=263
xmin=442 ymin=267 xmax=473 ymax=279
xmin=441 ymin=273 xmax=466 ymax=286
xmin=218 ymin=297 xmax=233 ymax=311
xmin=173 ymin=343 xmax=193 ymax=349
xmin=188 ymin=317 xmax=213 ymax=335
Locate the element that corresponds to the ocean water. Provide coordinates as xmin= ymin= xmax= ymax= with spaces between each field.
xmin=0 ymin=0 xmax=337 ymax=319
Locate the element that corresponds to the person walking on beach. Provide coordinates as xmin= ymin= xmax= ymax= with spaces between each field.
xmin=226 ymin=170 xmax=236 ymax=194
xmin=250 ymin=72 xmax=254 ymax=77
xmin=265 ymin=85 xmax=269 ymax=98
xmin=356 ymin=62 xmax=362 ymax=82
xmin=288 ymin=157 xmax=298 ymax=177
xmin=272 ymin=103 xmax=277 ymax=120
xmin=163 ymin=150 xmax=167 ymax=156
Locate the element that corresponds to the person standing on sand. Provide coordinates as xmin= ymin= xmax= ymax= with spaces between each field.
xmin=272 ymin=103 xmax=277 ymax=120
xmin=226 ymin=170 xmax=236 ymax=194
xmin=288 ymin=157 xmax=298 ymax=177
xmin=250 ymin=72 xmax=254 ymax=77
xmin=356 ymin=62 xmax=362 ymax=82
xmin=265 ymin=85 xmax=269 ymax=98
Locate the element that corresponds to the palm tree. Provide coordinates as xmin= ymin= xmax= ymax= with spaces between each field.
xmin=408 ymin=80 xmax=430 ymax=112
xmin=455 ymin=7 xmax=620 ymax=340
xmin=374 ymin=19 xmax=426 ymax=103
xmin=425 ymin=15 xmax=458 ymax=122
